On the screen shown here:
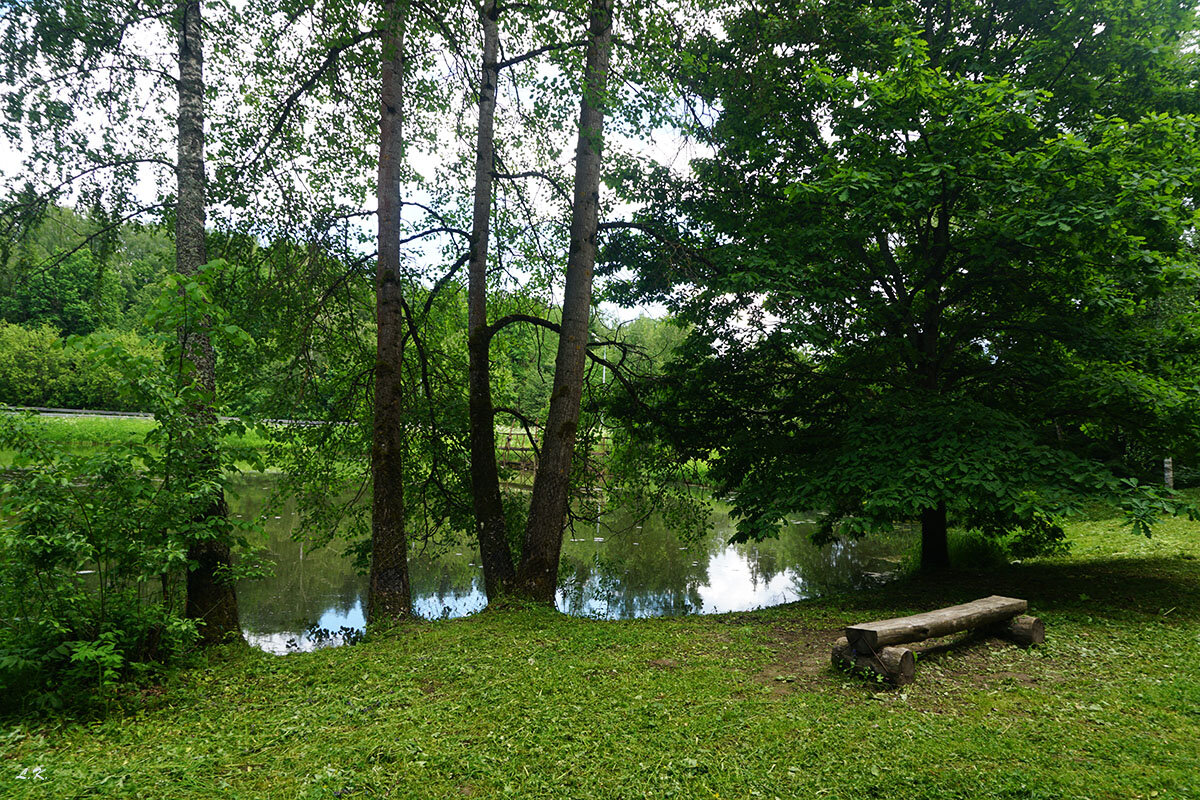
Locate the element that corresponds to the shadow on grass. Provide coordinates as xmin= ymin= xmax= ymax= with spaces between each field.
xmin=831 ymin=553 xmax=1200 ymax=625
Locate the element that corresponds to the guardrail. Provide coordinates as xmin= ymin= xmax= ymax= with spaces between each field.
xmin=0 ymin=406 xmax=330 ymax=426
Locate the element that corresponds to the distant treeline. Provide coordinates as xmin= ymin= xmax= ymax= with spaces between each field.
xmin=0 ymin=205 xmax=686 ymax=416
xmin=0 ymin=206 xmax=171 ymax=409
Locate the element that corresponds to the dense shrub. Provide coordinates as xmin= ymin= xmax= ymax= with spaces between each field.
xmin=0 ymin=266 xmax=264 ymax=712
xmin=0 ymin=321 xmax=159 ymax=410
xmin=0 ymin=322 xmax=66 ymax=406
xmin=0 ymin=416 xmax=200 ymax=711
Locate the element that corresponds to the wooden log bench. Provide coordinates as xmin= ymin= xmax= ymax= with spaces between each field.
xmin=832 ymin=595 xmax=1044 ymax=686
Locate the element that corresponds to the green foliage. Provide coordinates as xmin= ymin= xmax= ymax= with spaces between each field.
xmin=602 ymin=423 xmax=712 ymax=543
xmin=0 ymin=205 xmax=181 ymax=411
xmin=943 ymin=524 xmax=1066 ymax=569
xmin=0 ymin=321 xmax=159 ymax=410
xmin=260 ymin=276 xmax=476 ymax=566
xmin=490 ymin=299 xmax=561 ymax=415
xmin=0 ymin=260 xmax=265 ymax=711
xmin=0 ymin=413 xmax=201 ymax=710
xmin=0 ymin=248 xmax=120 ymax=335
xmin=0 ymin=322 xmax=72 ymax=405
xmin=583 ymin=314 xmax=712 ymax=543
xmin=607 ymin=0 xmax=1200 ymax=555
xmin=0 ymin=207 xmax=175 ymax=336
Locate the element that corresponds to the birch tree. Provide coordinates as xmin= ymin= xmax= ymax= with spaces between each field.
xmin=514 ymin=0 xmax=615 ymax=602
xmin=174 ymin=0 xmax=240 ymax=641
xmin=2 ymin=0 xmax=245 ymax=642
xmin=368 ymin=0 xmax=413 ymax=620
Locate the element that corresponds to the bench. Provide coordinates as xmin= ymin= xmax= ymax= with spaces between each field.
xmin=832 ymin=595 xmax=1044 ymax=685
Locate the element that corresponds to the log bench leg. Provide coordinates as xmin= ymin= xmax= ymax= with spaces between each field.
xmin=994 ymin=615 xmax=1045 ymax=647
xmin=832 ymin=637 xmax=915 ymax=686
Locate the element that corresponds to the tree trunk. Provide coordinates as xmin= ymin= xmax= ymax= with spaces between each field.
xmin=514 ymin=0 xmax=614 ymax=604
xmin=467 ymin=0 xmax=516 ymax=600
xmin=920 ymin=501 xmax=950 ymax=571
xmin=1164 ymin=456 xmax=1174 ymax=490
xmin=368 ymin=3 xmax=412 ymax=622
xmin=185 ymin=530 xmax=241 ymax=643
xmin=177 ymin=0 xmax=241 ymax=646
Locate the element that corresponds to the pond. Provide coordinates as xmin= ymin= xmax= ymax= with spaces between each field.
xmin=231 ymin=476 xmax=916 ymax=653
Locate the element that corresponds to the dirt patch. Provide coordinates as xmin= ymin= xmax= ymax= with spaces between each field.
xmin=751 ymin=623 xmax=847 ymax=695
xmin=648 ymin=658 xmax=679 ymax=670
xmin=908 ymin=635 xmax=1049 ymax=689
xmin=987 ymin=670 xmax=1039 ymax=687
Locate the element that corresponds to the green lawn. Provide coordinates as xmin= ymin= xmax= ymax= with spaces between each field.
xmin=0 ymin=413 xmax=274 ymax=469
xmin=1 ymin=510 xmax=1198 ymax=798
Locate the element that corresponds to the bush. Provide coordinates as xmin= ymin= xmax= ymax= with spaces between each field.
xmin=0 ymin=415 xmax=200 ymax=711
xmin=946 ymin=529 xmax=1012 ymax=569
xmin=0 ymin=322 xmax=70 ymax=407
xmin=0 ymin=263 xmax=265 ymax=712
xmin=0 ymin=321 xmax=160 ymax=411
xmin=948 ymin=514 xmax=1070 ymax=569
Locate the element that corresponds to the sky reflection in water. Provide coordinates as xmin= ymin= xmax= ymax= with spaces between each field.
xmin=234 ymin=479 xmax=913 ymax=654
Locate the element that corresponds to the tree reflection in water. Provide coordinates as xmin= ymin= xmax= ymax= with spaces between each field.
xmin=233 ymin=478 xmax=916 ymax=653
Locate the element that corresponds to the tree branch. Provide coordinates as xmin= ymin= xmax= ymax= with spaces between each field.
xmin=494 ymin=405 xmax=542 ymax=460
xmin=493 ymin=169 xmax=573 ymax=206
xmin=399 ymin=226 xmax=470 ymax=246
xmin=1 ymin=158 xmax=175 ymax=219
xmin=241 ymin=29 xmax=383 ymax=177
xmin=497 ymin=39 xmax=587 ymax=70
xmin=421 ymin=251 xmax=470 ymax=319
xmin=22 ymin=201 xmax=167 ymax=278
xmin=484 ymin=312 xmax=559 ymax=342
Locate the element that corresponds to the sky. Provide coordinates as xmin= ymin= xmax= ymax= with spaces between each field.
xmin=0 ymin=6 xmax=709 ymax=324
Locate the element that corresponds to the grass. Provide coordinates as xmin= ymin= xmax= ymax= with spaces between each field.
xmin=8 ymin=414 xmax=158 ymax=447
xmin=0 ymin=414 xmax=274 ymax=469
xmin=2 ymin=507 xmax=1198 ymax=798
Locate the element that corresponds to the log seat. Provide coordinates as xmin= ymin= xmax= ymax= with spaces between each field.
xmin=833 ymin=595 xmax=1044 ymax=685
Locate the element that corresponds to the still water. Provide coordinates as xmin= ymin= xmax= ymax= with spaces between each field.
xmin=231 ymin=476 xmax=915 ymax=654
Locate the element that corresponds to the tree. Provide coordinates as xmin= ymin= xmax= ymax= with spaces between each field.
xmin=368 ymin=0 xmax=414 ymax=621
xmin=607 ymin=0 xmax=1200 ymax=569
xmin=174 ymin=0 xmax=241 ymax=643
xmin=466 ymin=0 xmax=517 ymax=600
xmin=459 ymin=0 xmax=715 ymax=604
xmin=0 ymin=207 xmax=127 ymax=336
xmin=195 ymin=0 xmax=478 ymax=623
xmin=459 ymin=0 xmax=636 ymax=604
xmin=1 ymin=0 xmax=247 ymax=639
xmin=514 ymin=0 xmax=615 ymax=601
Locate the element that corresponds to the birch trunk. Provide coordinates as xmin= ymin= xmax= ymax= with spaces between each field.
xmin=515 ymin=0 xmax=614 ymax=603
xmin=368 ymin=2 xmax=412 ymax=621
xmin=177 ymin=0 xmax=241 ymax=646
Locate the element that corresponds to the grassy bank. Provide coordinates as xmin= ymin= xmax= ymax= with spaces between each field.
xmin=1 ymin=511 xmax=1197 ymax=798
xmin=0 ymin=413 xmax=274 ymax=468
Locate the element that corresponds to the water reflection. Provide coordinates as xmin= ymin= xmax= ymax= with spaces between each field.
xmin=232 ymin=477 xmax=915 ymax=654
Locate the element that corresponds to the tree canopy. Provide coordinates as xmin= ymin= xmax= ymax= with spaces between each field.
xmin=606 ymin=0 xmax=1200 ymax=567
